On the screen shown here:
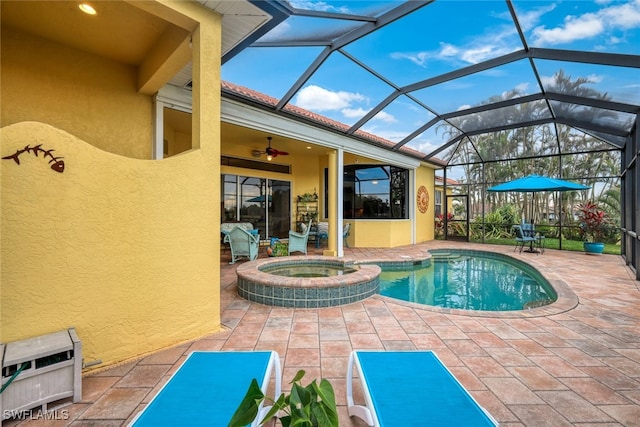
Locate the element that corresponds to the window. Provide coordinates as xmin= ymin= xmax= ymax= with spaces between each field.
xmin=435 ymin=190 xmax=442 ymax=217
xmin=341 ymin=165 xmax=409 ymax=219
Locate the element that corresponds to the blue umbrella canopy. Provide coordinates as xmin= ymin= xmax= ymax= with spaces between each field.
xmin=246 ymin=195 xmax=271 ymax=203
xmin=487 ymin=174 xmax=590 ymax=193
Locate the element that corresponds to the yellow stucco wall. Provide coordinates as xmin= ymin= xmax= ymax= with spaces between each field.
xmin=349 ymin=220 xmax=412 ymax=247
xmin=1 ymin=2 xmax=223 ymax=369
xmin=416 ymin=164 xmax=436 ymax=243
xmin=1 ymin=122 xmax=220 ymax=367
xmin=1 ymin=26 xmax=153 ymax=159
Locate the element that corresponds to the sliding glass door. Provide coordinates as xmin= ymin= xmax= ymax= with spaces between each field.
xmin=269 ymin=179 xmax=291 ymax=239
xmin=222 ymin=174 xmax=291 ymax=239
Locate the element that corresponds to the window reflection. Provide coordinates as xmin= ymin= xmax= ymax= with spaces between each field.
xmin=343 ymin=165 xmax=408 ymax=219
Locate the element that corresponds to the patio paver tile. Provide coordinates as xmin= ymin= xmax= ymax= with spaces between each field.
xmin=537 ymin=390 xmax=615 ymax=423
xmin=18 ymin=242 xmax=639 ymax=427
xmin=559 ymin=377 xmax=631 ymax=405
xmin=482 ymin=377 xmax=544 ymax=405
xmin=598 ymin=405 xmax=640 ymax=427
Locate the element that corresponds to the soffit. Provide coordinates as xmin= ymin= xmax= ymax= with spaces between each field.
xmin=2 ymin=0 xmax=268 ymax=68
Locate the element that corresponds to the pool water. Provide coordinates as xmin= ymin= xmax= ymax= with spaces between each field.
xmin=263 ymin=264 xmax=359 ymax=277
xmin=379 ymin=250 xmax=556 ymax=311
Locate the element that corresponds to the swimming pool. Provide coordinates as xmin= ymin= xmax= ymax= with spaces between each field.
xmin=378 ymin=250 xmax=557 ymax=311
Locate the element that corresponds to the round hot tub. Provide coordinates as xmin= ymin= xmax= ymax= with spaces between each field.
xmin=236 ymin=256 xmax=381 ymax=308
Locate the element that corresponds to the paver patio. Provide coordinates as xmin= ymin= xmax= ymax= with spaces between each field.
xmin=5 ymin=241 xmax=640 ymax=426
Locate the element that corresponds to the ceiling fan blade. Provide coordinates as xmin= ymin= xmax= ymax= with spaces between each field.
xmin=272 ymin=149 xmax=289 ymax=156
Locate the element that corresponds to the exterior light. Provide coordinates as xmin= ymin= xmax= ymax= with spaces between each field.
xmin=78 ymin=3 xmax=97 ymax=15
xmin=372 ymin=180 xmax=378 ymax=185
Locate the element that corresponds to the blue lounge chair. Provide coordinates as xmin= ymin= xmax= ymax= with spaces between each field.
xmin=129 ymin=351 xmax=281 ymax=427
xmin=346 ymin=351 xmax=498 ymax=426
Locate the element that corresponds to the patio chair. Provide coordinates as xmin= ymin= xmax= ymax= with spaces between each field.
xmin=288 ymin=220 xmax=311 ymax=255
xmin=315 ymin=221 xmax=328 ymax=248
xmin=129 ymin=351 xmax=282 ymax=427
xmin=343 ymin=222 xmax=351 ymax=248
xmin=228 ymin=226 xmax=260 ymax=264
xmin=513 ymin=224 xmax=537 ymax=253
xmin=346 ymin=351 xmax=498 ymax=427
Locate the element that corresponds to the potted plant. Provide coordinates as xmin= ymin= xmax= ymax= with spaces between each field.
xmin=576 ymin=200 xmax=610 ymax=254
xmin=228 ymin=369 xmax=338 ymax=427
xmin=297 ymin=191 xmax=318 ymax=203
xmin=266 ymin=238 xmax=288 ymax=257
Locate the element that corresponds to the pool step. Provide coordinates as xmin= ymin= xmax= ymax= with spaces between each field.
xmin=431 ymin=252 xmax=462 ymax=261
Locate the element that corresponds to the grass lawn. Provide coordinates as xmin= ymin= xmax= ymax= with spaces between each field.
xmin=473 ymin=237 xmax=621 ymax=255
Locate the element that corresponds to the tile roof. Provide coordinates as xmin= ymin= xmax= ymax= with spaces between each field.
xmin=221 ymin=80 xmax=445 ymax=166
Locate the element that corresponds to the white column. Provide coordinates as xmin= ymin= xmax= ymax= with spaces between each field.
xmin=152 ymin=97 xmax=164 ymax=160
xmin=337 ymin=148 xmax=344 ymax=257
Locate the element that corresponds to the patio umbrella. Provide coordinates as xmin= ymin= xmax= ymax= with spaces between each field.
xmin=246 ymin=195 xmax=271 ymax=203
xmin=487 ymin=174 xmax=590 ymax=222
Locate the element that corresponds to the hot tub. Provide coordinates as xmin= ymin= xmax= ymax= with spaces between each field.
xmin=236 ymin=256 xmax=381 ymax=308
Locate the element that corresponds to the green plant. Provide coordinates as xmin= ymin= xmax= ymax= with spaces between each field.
xmin=267 ymin=240 xmax=288 ymax=257
xmin=228 ymin=370 xmax=338 ymax=427
xmin=576 ymin=200 xmax=613 ymax=243
xmin=297 ymin=191 xmax=318 ymax=203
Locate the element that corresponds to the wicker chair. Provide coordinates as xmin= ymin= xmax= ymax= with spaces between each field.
xmin=288 ymin=220 xmax=312 ymax=255
xmin=228 ymin=226 xmax=259 ymax=264
xmin=343 ymin=222 xmax=351 ymax=248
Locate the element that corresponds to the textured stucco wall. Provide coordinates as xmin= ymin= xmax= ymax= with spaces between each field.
xmin=350 ymin=220 xmax=413 ymax=247
xmin=416 ymin=165 xmax=436 ymax=242
xmin=1 ymin=122 xmax=220 ymax=366
xmin=1 ymin=1 xmax=223 ymax=369
xmin=1 ymin=26 xmax=153 ymax=159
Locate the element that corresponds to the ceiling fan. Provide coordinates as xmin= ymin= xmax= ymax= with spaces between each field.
xmin=252 ymin=136 xmax=289 ymax=161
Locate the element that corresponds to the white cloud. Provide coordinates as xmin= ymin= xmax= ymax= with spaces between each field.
xmin=460 ymin=45 xmax=508 ymax=64
xmin=288 ymin=1 xmax=350 ymax=13
xmin=586 ymin=74 xmax=604 ymax=84
xmin=532 ymin=13 xmax=604 ymax=45
xmin=342 ymin=108 xmax=396 ymax=123
xmin=294 ymin=85 xmax=366 ymax=111
xmin=457 ymin=104 xmax=472 ymax=111
xmin=341 ymin=107 xmax=368 ymax=119
xmin=540 ymin=74 xmax=557 ymax=88
xmin=531 ymin=0 xmax=640 ymax=46
xmin=600 ymin=0 xmax=640 ymax=29
xmin=540 ymin=72 xmax=603 ymax=89
xmin=390 ymin=10 xmax=522 ymax=66
xmin=361 ymin=126 xmax=406 ymax=143
xmin=373 ymin=111 xmax=397 ymax=123
xmin=516 ymin=4 xmax=557 ymax=31
xmin=260 ymin=21 xmax=291 ymax=41
xmin=390 ymin=51 xmax=430 ymax=67
xmin=439 ymin=43 xmax=460 ymax=58
xmin=514 ymin=82 xmax=530 ymax=93
xmin=406 ymin=139 xmax=440 ymax=155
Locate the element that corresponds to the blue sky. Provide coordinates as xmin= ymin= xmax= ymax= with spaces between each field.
xmin=222 ymin=0 xmax=640 ymax=156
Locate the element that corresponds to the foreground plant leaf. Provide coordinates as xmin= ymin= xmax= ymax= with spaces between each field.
xmin=228 ymin=379 xmax=264 ymax=427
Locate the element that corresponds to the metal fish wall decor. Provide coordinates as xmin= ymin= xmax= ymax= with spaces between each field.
xmin=2 ymin=144 xmax=65 ymax=173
